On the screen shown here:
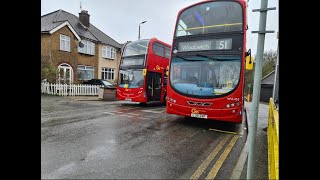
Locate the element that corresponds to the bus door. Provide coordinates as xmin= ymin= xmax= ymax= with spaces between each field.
xmin=146 ymin=72 xmax=162 ymax=101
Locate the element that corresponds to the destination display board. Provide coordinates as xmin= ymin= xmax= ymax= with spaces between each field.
xmin=178 ymin=38 xmax=232 ymax=52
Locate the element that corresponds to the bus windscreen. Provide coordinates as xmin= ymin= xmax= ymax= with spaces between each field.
xmin=170 ymin=55 xmax=241 ymax=97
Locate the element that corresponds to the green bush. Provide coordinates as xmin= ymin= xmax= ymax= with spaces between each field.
xmin=41 ymin=58 xmax=57 ymax=83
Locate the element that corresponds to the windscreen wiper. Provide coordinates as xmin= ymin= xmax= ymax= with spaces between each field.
xmin=195 ymin=54 xmax=223 ymax=61
xmin=174 ymin=55 xmax=204 ymax=61
xmin=195 ymin=53 xmax=240 ymax=61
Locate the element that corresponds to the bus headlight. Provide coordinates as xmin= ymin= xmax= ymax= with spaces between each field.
xmin=167 ymin=96 xmax=176 ymax=103
xmin=226 ymin=104 xmax=230 ymax=108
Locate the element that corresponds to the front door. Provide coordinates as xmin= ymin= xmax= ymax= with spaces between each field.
xmin=146 ymin=72 xmax=162 ymax=101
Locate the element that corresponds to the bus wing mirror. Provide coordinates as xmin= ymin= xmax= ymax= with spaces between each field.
xmin=166 ymin=66 xmax=169 ymax=76
xmin=246 ymin=49 xmax=253 ymax=70
xmin=143 ymin=69 xmax=147 ymax=76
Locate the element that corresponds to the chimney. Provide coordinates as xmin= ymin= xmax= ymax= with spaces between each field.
xmin=79 ymin=10 xmax=90 ymax=27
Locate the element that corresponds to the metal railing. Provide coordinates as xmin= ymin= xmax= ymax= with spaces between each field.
xmin=267 ymin=97 xmax=279 ymax=179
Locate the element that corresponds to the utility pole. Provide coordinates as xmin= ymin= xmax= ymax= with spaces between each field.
xmin=247 ymin=0 xmax=276 ymax=179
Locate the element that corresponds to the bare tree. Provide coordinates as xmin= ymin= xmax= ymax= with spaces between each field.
xmin=244 ymin=50 xmax=277 ymax=95
xmin=262 ymin=50 xmax=277 ymax=78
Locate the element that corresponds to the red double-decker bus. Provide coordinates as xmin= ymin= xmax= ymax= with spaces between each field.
xmin=117 ymin=38 xmax=171 ymax=104
xmin=166 ymin=0 xmax=249 ymax=123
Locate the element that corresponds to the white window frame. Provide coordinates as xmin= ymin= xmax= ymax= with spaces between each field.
xmin=78 ymin=40 xmax=95 ymax=55
xmin=102 ymin=45 xmax=116 ymax=59
xmin=101 ymin=67 xmax=115 ymax=81
xmin=57 ymin=63 xmax=73 ymax=84
xmin=77 ymin=65 xmax=95 ymax=80
xmin=60 ymin=34 xmax=71 ymax=52
xmin=111 ymin=47 xmax=116 ymax=59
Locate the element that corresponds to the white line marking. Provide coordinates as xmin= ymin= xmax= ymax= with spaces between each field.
xmin=122 ymin=107 xmax=140 ymax=110
xmin=148 ymin=107 xmax=165 ymax=111
xmin=141 ymin=110 xmax=163 ymax=113
xmin=103 ymin=112 xmax=115 ymax=115
xmin=127 ymin=113 xmax=140 ymax=116
xmin=119 ymin=114 xmax=133 ymax=117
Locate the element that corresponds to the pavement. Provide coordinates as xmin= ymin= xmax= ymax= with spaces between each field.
xmin=233 ymin=101 xmax=270 ymax=179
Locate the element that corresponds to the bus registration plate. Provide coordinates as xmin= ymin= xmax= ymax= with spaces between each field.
xmin=125 ymin=98 xmax=132 ymax=101
xmin=191 ymin=113 xmax=207 ymax=119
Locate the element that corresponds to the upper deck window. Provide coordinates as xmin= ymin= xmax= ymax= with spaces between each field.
xmin=175 ymin=1 xmax=243 ymax=37
xmin=123 ymin=40 xmax=150 ymax=57
xmin=152 ymin=42 xmax=165 ymax=57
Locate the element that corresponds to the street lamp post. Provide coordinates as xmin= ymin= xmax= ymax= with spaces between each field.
xmin=138 ymin=21 xmax=147 ymax=40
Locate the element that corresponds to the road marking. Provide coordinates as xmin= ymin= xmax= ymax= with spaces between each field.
xmin=190 ymin=135 xmax=231 ymax=179
xmin=119 ymin=114 xmax=133 ymax=117
xmin=205 ymin=135 xmax=239 ymax=179
xmin=126 ymin=107 xmax=141 ymax=110
xmin=103 ymin=112 xmax=115 ymax=115
xmin=149 ymin=107 xmax=165 ymax=110
xmin=209 ymin=128 xmax=238 ymax=135
xmin=141 ymin=108 xmax=165 ymax=114
xmin=127 ymin=113 xmax=140 ymax=116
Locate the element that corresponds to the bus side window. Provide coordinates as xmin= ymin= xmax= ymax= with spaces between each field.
xmin=165 ymin=46 xmax=171 ymax=59
xmin=152 ymin=42 xmax=164 ymax=57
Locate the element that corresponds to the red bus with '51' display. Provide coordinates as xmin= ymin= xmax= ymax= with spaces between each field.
xmin=166 ymin=0 xmax=250 ymax=123
xmin=117 ymin=38 xmax=171 ymax=104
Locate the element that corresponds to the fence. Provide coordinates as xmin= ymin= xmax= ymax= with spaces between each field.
xmin=267 ymin=98 xmax=279 ymax=180
xmin=41 ymin=82 xmax=101 ymax=96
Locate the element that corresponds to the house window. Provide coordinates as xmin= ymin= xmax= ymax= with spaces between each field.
xmin=57 ymin=63 xmax=73 ymax=84
xmin=78 ymin=40 xmax=95 ymax=55
xmin=101 ymin=68 xmax=114 ymax=80
xmin=102 ymin=46 xmax=116 ymax=59
xmin=60 ymin=34 xmax=70 ymax=52
xmin=78 ymin=65 xmax=94 ymax=80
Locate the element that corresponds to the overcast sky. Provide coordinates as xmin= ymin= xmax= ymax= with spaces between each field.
xmin=41 ymin=0 xmax=278 ymax=56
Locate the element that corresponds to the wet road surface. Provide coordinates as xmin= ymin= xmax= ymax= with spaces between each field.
xmin=41 ymin=95 xmax=247 ymax=179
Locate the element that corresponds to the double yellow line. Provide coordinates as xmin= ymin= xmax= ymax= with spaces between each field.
xmin=190 ymin=135 xmax=239 ymax=179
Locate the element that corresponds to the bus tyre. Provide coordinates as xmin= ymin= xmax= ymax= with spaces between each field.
xmin=140 ymin=102 xmax=147 ymax=107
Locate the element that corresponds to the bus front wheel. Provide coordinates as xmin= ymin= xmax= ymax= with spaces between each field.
xmin=140 ymin=102 xmax=147 ymax=107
